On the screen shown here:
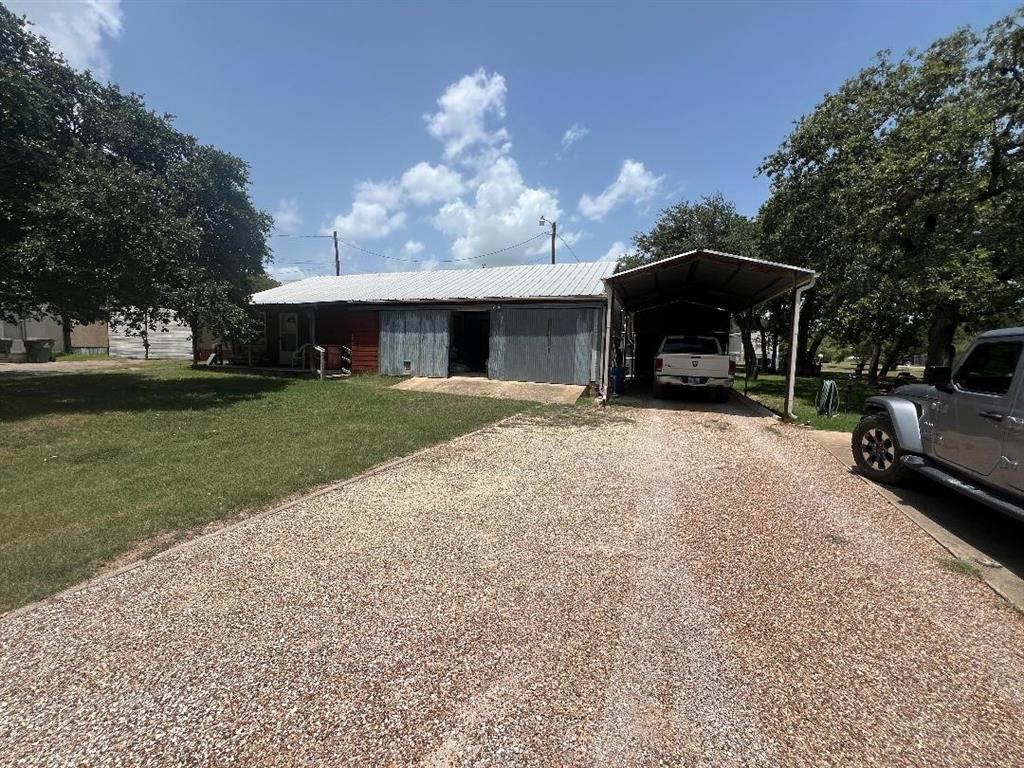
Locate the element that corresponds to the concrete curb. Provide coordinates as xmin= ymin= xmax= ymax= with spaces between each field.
xmin=2 ymin=411 xmax=530 ymax=622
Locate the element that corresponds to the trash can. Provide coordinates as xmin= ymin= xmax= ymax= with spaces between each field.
xmin=24 ymin=338 xmax=55 ymax=363
xmin=611 ymin=365 xmax=625 ymax=396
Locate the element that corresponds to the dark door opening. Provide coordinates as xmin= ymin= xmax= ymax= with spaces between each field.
xmin=450 ymin=311 xmax=490 ymax=376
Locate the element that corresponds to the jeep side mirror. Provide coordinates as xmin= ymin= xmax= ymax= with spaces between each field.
xmin=925 ymin=365 xmax=952 ymax=390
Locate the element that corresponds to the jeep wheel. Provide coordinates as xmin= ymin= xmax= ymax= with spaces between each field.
xmin=852 ymin=414 xmax=907 ymax=484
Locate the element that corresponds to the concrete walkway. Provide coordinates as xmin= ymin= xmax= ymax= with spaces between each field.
xmin=391 ymin=375 xmax=586 ymax=404
xmin=2 ymin=403 xmax=1024 ymax=765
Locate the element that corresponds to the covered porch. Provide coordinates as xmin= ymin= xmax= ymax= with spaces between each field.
xmin=242 ymin=304 xmax=379 ymax=376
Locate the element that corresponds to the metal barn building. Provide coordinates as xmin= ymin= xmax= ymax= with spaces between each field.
xmin=251 ymin=262 xmax=614 ymax=386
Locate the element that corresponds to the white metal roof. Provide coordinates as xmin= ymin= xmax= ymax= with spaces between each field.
xmin=604 ymin=249 xmax=816 ymax=312
xmin=252 ymin=261 xmax=616 ymax=305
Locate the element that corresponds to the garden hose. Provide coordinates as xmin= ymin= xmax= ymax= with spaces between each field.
xmin=816 ymin=379 xmax=840 ymax=417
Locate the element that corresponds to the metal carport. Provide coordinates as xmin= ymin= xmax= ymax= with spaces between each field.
xmin=601 ymin=249 xmax=817 ymax=420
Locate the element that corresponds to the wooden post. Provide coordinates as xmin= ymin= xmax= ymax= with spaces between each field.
xmin=333 ymin=231 xmax=340 ymax=276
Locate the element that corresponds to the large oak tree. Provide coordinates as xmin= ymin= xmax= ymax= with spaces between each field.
xmin=0 ymin=6 xmax=272 ymax=340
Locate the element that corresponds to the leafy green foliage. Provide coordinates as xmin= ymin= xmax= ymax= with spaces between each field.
xmin=0 ymin=6 xmax=272 ymax=338
xmin=760 ymin=10 xmax=1024 ymax=367
xmin=622 ymin=192 xmax=760 ymax=269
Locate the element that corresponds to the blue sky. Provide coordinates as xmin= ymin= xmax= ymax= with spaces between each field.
xmin=9 ymin=0 xmax=1019 ymax=280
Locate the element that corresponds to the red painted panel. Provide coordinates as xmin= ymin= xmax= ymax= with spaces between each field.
xmin=348 ymin=311 xmax=379 ymax=372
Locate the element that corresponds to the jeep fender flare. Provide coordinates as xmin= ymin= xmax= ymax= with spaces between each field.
xmin=862 ymin=396 xmax=924 ymax=455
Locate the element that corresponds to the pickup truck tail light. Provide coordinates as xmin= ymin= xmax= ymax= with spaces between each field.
xmin=729 ymin=359 xmax=736 ymax=376
xmin=655 ymin=357 xmax=663 ymax=372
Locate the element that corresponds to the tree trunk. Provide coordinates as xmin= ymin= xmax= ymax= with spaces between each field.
xmin=736 ymin=312 xmax=758 ymax=380
xmin=926 ymin=300 xmax=959 ymax=370
xmin=867 ymin=341 xmax=882 ymax=385
xmin=877 ymin=344 xmax=903 ymax=382
xmin=793 ymin=289 xmax=819 ymax=376
xmin=758 ymin=317 xmax=769 ymax=371
xmin=59 ymin=312 xmax=73 ymax=356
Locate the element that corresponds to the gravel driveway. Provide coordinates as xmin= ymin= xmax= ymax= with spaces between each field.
xmin=3 ymin=400 xmax=1024 ymax=766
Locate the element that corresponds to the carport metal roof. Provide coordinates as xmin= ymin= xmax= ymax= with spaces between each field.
xmin=603 ymin=249 xmax=816 ymax=313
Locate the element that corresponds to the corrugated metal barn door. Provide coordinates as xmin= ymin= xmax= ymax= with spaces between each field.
xmin=379 ymin=310 xmax=450 ymax=377
xmin=489 ymin=307 xmax=599 ymax=385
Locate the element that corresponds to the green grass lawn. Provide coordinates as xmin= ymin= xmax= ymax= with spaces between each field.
xmin=0 ymin=363 xmax=529 ymax=611
xmin=739 ymin=371 xmax=874 ymax=432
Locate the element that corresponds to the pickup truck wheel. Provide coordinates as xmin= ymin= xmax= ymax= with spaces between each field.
xmin=652 ymin=381 xmax=664 ymax=399
xmin=715 ymin=388 xmax=730 ymax=403
xmin=852 ymin=414 xmax=907 ymax=484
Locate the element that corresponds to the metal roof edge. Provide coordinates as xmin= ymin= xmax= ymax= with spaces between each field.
xmin=603 ymin=249 xmax=817 ymax=283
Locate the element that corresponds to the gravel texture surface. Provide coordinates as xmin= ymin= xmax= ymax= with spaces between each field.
xmin=3 ymin=399 xmax=1024 ymax=766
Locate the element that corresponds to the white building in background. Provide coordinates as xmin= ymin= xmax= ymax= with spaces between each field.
xmin=0 ymin=315 xmax=108 ymax=361
xmin=108 ymin=314 xmax=193 ymax=359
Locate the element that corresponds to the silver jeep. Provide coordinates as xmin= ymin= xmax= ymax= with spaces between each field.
xmin=852 ymin=327 xmax=1024 ymax=522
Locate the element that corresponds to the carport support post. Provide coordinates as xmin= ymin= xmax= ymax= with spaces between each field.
xmin=783 ymin=278 xmax=815 ymax=422
xmin=601 ymin=283 xmax=615 ymax=401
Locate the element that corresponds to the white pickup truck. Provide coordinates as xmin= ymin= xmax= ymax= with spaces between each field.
xmin=653 ymin=335 xmax=735 ymax=402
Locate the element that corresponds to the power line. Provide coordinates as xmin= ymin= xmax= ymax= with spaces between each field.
xmin=557 ymin=232 xmax=581 ymax=263
xmin=268 ymin=231 xmax=549 ymax=265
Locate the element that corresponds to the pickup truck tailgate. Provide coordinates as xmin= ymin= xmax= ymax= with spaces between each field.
xmin=660 ymin=354 xmax=731 ymax=378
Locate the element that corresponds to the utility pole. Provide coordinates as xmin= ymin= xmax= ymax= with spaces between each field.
xmin=332 ymin=231 xmax=341 ymax=276
xmin=539 ymin=216 xmax=556 ymax=264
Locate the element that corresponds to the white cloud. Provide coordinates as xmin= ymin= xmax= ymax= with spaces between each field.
xmin=271 ymin=198 xmax=302 ymax=233
xmin=328 ymin=69 xmax=573 ymax=267
xmin=327 ymin=202 xmax=405 ymax=240
xmin=599 ymin=240 xmax=634 ymax=262
xmin=354 ymin=179 xmax=402 ymax=209
xmin=560 ymin=123 xmax=589 ymax=151
xmin=325 ymin=179 xmax=405 ymax=240
xmin=400 ymin=162 xmax=463 ymax=205
xmin=579 ymin=160 xmax=664 ymax=221
xmin=433 ymin=155 xmax=561 ymax=267
xmin=424 ymin=69 xmax=509 ymax=160
xmin=8 ymin=0 xmax=123 ymax=79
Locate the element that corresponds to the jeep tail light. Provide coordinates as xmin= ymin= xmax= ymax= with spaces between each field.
xmin=655 ymin=357 xmax=663 ymax=372
xmin=729 ymin=359 xmax=736 ymax=376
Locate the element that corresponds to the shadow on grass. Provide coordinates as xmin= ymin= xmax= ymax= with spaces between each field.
xmin=0 ymin=370 xmax=290 ymax=422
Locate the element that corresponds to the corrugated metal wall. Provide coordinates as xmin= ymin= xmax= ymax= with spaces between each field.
xmin=379 ymin=309 xmax=450 ymax=377
xmin=109 ymin=316 xmax=193 ymax=359
xmin=489 ymin=306 xmax=601 ymax=385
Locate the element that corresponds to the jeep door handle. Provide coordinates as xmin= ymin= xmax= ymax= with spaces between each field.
xmin=979 ymin=410 xmax=1005 ymax=422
